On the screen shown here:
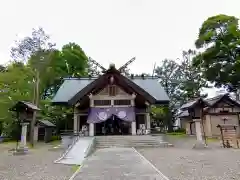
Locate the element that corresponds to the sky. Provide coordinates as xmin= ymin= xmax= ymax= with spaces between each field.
xmin=0 ymin=0 xmax=239 ymax=97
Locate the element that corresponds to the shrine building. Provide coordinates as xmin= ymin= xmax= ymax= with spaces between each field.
xmin=52 ymin=63 xmax=169 ymax=136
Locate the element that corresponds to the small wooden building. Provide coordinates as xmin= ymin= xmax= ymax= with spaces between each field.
xmin=179 ymin=94 xmax=240 ymax=137
xmin=11 ymin=101 xmax=56 ymax=143
xmin=36 ymin=120 xmax=56 ymax=143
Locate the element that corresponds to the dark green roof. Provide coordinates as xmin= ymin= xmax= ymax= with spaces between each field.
xmin=38 ymin=120 xmax=56 ymax=127
xmin=52 ymin=77 xmax=169 ymax=104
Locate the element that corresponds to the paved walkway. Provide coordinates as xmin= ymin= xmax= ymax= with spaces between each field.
xmin=56 ymin=137 xmax=93 ymax=165
xmin=73 ymin=147 xmax=168 ymax=180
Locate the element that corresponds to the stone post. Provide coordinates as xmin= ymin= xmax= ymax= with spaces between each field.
xmin=89 ymin=123 xmax=94 ymax=136
xmin=20 ymin=123 xmax=28 ymax=149
xmin=131 ymin=121 xmax=136 ymax=135
xmin=73 ymin=107 xmax=78 ymax=134
xmin=193 ymin=119 xmax=206 ymax=149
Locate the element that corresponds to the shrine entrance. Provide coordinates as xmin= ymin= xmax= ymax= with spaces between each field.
xmin=87 ymin=107 xmax=135 ymax=136
xmin=95 ymin=115 xmax=131 ymax=135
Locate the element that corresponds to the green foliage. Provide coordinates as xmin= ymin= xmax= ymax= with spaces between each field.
xmin=166 ymin=132 xmax=186 ymax=136
xmin=179 ymin=49 xmax=208 ymax=101
xmin=193 ymin=14 xmax=240 ymax=95
xmin=151 ymin=105 xmax=168 ymax=126
xmin=61 ymin=43 xmax=88 ymax=77
xmin=0 ymin=28 xmax=88 ymax=139
xmin=1 ymin=137 xmax=14 ymax=143
xmin=0 ymin=62 xmax=34 ymax=136
xmin=155 ymin=59 xmax=184 ymax=106
xmin=173 ymin=128 xmax=186 ymax=133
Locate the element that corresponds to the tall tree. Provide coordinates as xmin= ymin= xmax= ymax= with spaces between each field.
xmin=155 ymin=59 xmax=183 ymax=106
xmin=0 ymin=62 xmax=33 ymax=136
xmin=179 ymin=49 xmax=208 ymax=100
xmin=154 ymin=59 xmax=183 ymax=131
xmin=42 ymin=43 xmax=89 ymax=98
xmin=11 ymin=27 xmax=56 ymax=146
xmin=60 ymin=43 xmax=88 ymax=77
xmin=193 ymin=14 xmax=240 ymax=99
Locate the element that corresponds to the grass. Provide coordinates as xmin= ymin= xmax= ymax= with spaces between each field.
xmin=1 ymin=140 xmax=16 ymax=144
xmin=71 ymin=165 xmax=80 ymax=173
xmin=166 ymin=132 xmax=187 ymax=137
xmin=50 ymin=140 xmax=61 ymax=146
xmin=206 ymin=137 xmax=219 ymax=143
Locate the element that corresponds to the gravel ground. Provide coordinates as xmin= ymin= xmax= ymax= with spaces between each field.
xmin=0 ymin=142 xmax=74 ymax=180
xmin=138 ymin=136 xmax=240 ymax=180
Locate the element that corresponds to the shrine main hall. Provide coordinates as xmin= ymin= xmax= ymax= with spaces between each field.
xmin=52 ymin=64 xmax=169 ymax=136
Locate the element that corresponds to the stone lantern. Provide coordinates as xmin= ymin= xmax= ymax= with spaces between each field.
xmin=10 ymin=101 xmax=40 ymax=154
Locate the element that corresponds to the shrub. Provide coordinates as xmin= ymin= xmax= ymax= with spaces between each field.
xmin=174 ymin=128 xmax=186 ymax=133
xmin=1 ymin=137 xmax=13 ymax=143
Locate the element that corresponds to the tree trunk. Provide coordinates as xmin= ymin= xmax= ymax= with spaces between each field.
xmin=167 ymin=116 xmax=173 ymax=132
xmin=30 ymin=71 xmax=40 ymax=147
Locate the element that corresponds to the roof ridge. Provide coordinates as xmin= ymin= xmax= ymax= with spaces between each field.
xmin=205 ymin=93 xmax=228 ymax=101
xmin=64 ymin=77 xmax=159 ymax=80
xmin=64 ymin=77 xmax=98 ymax=80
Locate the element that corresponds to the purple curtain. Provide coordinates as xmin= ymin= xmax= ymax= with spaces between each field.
xmin=87 ymin=107 xmax=135 ymax=123
xmin=112 ymin=107 xmax=135 ymax=122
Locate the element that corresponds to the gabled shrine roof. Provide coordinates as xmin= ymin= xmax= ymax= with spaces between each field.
xmin=10 ymin=101 xmax=41 ymax=112
xmin=38 ymin=120 xmax=56 ymax=127
xmin=52 ymin=76 xmax=169 ymax=105
xmin=179 ymin=93 xmax=240 ymax=118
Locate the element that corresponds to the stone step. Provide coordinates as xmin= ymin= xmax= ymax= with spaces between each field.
xmin=96 ymin=144 xmax=170 ymax=148
xmin=96 ymin=144 xmax=163 ymax=147
xmin=95 ymin=141 xmax=163 ymax=143
xmin=95 ymin=135 xmax=170 ymax=148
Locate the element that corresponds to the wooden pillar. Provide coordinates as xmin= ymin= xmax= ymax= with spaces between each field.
xmin=194 ymin=119 xmax=203 ymax=141
xmin=145 ymin=113 xmax=151 ymax=134
xmin=73 ymin=107 xmax=78 ymax=134
xmin=89 ymin=123 xmax=95 ymax=136
xmin=88 ymin=94 xmax=95 ymax=136
xmin=33 ymin=126 xmax=39 ymax=142
xmin=205 ymin=115 xmax=212 ymax=137
xmin=131 ymin=121 xmax=136 ymax=135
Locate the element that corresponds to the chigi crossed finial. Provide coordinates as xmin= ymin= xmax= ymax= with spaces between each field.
xmin=88 ymin=57 xmax=136 ymax=74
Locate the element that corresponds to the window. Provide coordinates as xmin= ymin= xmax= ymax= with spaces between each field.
xmin=94 ymin=100 xmax=111 ymax=106
xmin=114 ymin=100 xmax=131 ymax=106
xmin=109 ymin=85 xmax=117 ymax=96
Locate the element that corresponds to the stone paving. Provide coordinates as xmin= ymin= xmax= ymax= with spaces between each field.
xmin=0 ymin=142 xmax=73 ymax=180
xmin=74 ymin=147 xmax=168 ymax=180
xmin=138 ymin=136 xmax=240 ymax=180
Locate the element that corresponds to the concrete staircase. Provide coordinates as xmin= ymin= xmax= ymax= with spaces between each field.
xmin=95 ymin=135 xmax=172 ymax=148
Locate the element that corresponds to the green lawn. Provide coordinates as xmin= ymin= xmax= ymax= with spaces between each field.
xmin=206 ymin=137 xmax=219 ymax=142
xmin=71 ymin=165 xmax=81 ymax=173
xmin=166 ymin=132 xmax=187 ymax=137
